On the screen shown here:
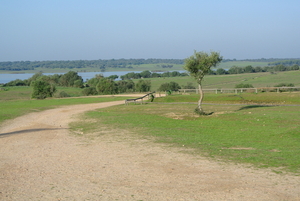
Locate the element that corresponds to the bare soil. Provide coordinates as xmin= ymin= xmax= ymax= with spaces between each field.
xmin=0 ymin=99 xmax=299 ymax=201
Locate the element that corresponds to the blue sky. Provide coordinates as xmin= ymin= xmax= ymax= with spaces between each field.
xmin=1 ymin=0 xmax=299 ymax=61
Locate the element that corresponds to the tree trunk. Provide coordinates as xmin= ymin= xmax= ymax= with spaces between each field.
xmin=197 ymin=82 xmax=204 ymax=112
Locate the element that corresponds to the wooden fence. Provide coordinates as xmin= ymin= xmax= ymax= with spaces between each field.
xmin=178 ymin=87 xmax=300 ymax=94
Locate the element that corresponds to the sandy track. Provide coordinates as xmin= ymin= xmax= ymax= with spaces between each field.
xmin=0 ymin=100 xmax=299 ymax=201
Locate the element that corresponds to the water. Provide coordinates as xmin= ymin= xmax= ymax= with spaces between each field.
xmin=0 ymin=70 xmax=187 ymax=84
xmin=0 ymin=71 xmax=142 ymax=84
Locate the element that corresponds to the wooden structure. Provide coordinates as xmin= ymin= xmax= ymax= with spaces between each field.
xmin=125 ymin=92 xmax=156 ymax=105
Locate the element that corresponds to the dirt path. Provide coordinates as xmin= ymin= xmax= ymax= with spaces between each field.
xmin=0 ymin=100 xmax=299 ymax=201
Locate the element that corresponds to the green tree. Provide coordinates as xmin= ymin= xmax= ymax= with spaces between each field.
xmin=228 ymin=66 xmax=244 ymax=74
xmin=244 ymin=65 xmax=254 ymax=73
xmin=216 ymin=68 xmax=227 ymax=75
xmin=117 ymin=80 xmax=135 ymax=93
xmin=28 ymin=72 xmax=43 ymax=86
xmin=108 ymin=75 xmax=119 ymax=80
xmin=96 ymin=78 xmax=118 ymax=94
xmin=291 ymin=64 xmax=299 ymax=70
xmin=59 ymin=71 xmax=83 ymax=87
xmin=82 ymin=87 xmax=98 ymax=96
xmin=74 ymin=79 xmax=84 ymax=88
xmin=135 ymin=80 xmax=151 ymax=92
xmin=31 ymin=80 xmax=56 ymax=99
xmin=254 ymin=66 xmax=263 ymax=72
xmin=140 ymin=70 xmax=152 ymax=78
xmin=158 ymin=82 xmax=181 ymax=92
xmin=181 ymin=82 xmax=196 ymax=89
xmin=184 ymin=51 xmax=222 ymax=115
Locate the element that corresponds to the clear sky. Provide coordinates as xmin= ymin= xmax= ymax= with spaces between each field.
xmin=1 ymin=0 xmax=299 ymax=61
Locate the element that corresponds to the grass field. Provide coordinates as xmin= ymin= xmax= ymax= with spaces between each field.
xmin=1 ymin=71 xmax=300 ymax=173
xmin=75 ymin=94 xmax=300 ymax=173
xmin=154 ymin=93 xmax=300 ymax=105
xmin=139 ymin=70 xmax=300 ymax=91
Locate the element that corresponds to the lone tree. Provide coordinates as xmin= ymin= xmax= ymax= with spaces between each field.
xmin=184 ymin=51 xmax=222 ymax=115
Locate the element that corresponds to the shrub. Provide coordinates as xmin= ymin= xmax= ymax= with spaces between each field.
xmin=235 ymin=83 xmax=254 ymax=88
xmin=82 ymin=87 xmax=98 ymax=96
xmin=274 ymin=83 xmax=296 ymax=92
xmin=56 ymin=91 xmax=70 ymax=98
xmin=274 ymin=83 xmax=294 ymax=87
xmin=158 ymin=81 xmax=181 ymax=92
xmin=96 ymin=78 xmax=118 ymax=94
xmin=135 ymin=80 xmax=151 ymax=92
xmin=117 ymin=80 xmax=135 ymax=93
xmin=181 ymin=82 xmax=196 ymax=89
xmin=216 ymin=68 xmax=227 ymax=75
xmin=31 ymin=80 xmax=56 ymax=99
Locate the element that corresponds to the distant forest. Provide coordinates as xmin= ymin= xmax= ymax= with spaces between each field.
xmin=0 ymin=59 xmax=183 ymax=71
xmin=1 ymin=58 xmax=300 ymax=71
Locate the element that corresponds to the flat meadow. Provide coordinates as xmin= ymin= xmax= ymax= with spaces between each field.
xmin=73 ymin=93 xmax=300 ymax=174
xmin=1 ymin=70 xmax=300 ymax=174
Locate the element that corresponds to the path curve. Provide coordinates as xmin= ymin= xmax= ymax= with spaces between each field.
xmin=0 ymin=99 xmax=299 ymax=201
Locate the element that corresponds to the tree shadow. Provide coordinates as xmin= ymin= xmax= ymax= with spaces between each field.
xmin=0 ymin=128 xmax=67 ymax=138
xmin=237 ymin=105 xmax=274 ymax=111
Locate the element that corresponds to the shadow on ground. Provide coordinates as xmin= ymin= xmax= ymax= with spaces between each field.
xmin=237 ymin=105 xmax=274 ymax=111
xmin=0 ymin=128 xmax=67 ymax=138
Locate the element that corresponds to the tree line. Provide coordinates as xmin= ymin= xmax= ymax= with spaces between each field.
xmin=0 ymin=59 xmax=184 ymax=71
xmin=2 ymin=71 xmax=152 ymax=99
xmin=268 ymin=59 xmax=300 ymax=66
xmin=2 ymin=58 xmax=300 ymax=72
xmin=120 ymin=70 xmax=188 ymax=80
xmin=212 ymin=64 xmax=299 ymax=75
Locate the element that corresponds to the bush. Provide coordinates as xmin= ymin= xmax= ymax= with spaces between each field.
xmin=274 ymin=83 xmax=296 ymax=92
xmin=181 ymin=82 xmax=196 ymax=89
xmin=4 ymin=79 xmax=27 ymax=86
xmin=31 ymin=80 xmax=56 ymax=99
xmin=82 ymin=87 xmax=98 ymax=96
xmin=274 ymin=83 xmax=294 ymax=87
xmin=235 ymin=83 xmax=254 ymax=88
xmin=96 ymin=78 xmax=118 ymax=94
xmin=117 ymin=80 xmax=135 ymax=93
xmin=216 ymin=68 xmax=227 ymax=75
xmin=135 ymin=80 xmax=151 ymax=92
xmin=158 ymin=81 xmax=181 ymax=92
xmin=56 ymin=91 xmax=70 ymax=98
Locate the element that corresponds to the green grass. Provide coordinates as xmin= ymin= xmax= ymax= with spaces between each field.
xmin=154 ymin=93 xmax=300 ymax=105
xmin=79 ymin=99 xmax=300 ymax=173
xmin=145 ymin=70 xmax=300 ymax=91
